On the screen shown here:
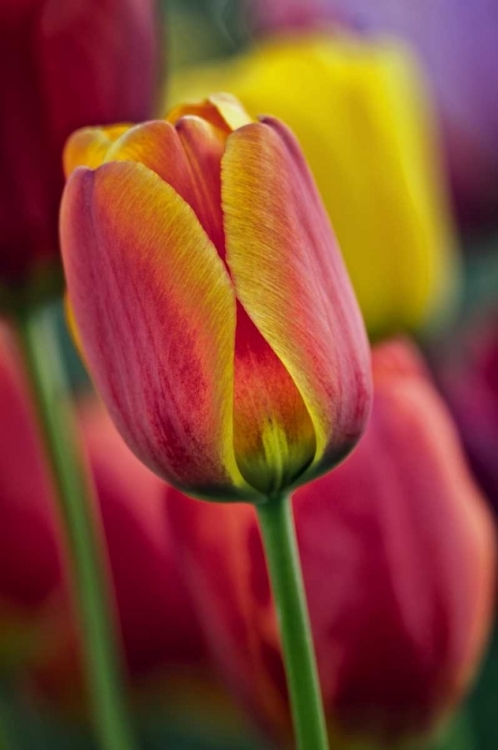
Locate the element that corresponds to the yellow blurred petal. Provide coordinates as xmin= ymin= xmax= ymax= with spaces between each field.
xmin=169 ymin=32 xmax=458 ymax=337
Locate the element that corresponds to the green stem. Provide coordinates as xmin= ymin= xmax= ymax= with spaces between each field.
xmin=0 ymin=683 xmax=13 ymax=750
xmin=14 ymin=304 xmax=135 ymax=750
xmin=257 ymin=494 xmax=329 ymax=750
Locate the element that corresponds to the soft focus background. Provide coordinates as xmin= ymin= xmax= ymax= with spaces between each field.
xmin=1 ymin=0 xmax=498 ymax=748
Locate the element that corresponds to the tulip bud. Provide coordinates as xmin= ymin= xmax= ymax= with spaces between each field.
xmin=61 ymin=94 xmax=371 ymax=502
xmin=166 ymin=339 xmax=495 ymax=747
xmin=0 ymin=0 xmax=160 ymax=306
xmin=169 ymin=34 xmax=458 ymax=337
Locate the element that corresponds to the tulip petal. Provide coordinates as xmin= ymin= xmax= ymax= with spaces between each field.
xmin=101 ymin=120 xmax=227 ymax=256
xmin=173 ymin=117 xmax=227 ymax=256
xmin=63 ymin=125 xmax=129 ymax=176
xmin=233 ymin=303 xmax=316 ymax=495
xmin=61 ymin=161 xmax=250 ymax=499
xmin=103 ymin=122 xmax=192 ymax=194
xmin=222 ymin=118 xmax=371 ymax=477
xmin=167 ymin=93 xmax=253 ymax=133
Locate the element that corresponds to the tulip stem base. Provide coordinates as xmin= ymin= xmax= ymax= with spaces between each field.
xmin=14 ymin=304 xmax=135 ymax=750
xmin=257 ymin=493 xmax=329 ymax=750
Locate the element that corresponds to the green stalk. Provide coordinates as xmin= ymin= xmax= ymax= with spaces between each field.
xmin=257 ymin=493 xmax=329 ymax=750
xmin=14 ymin=304 xmax=134 ymax=750
xmin=0 ymin=683 xmax=13 ymax=750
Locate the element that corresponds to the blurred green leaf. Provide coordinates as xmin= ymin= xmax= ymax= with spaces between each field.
xmin=427 ymin=711 xmax=476 ymax=750
xmin=166 ymin=0 xmax=248 ymax=71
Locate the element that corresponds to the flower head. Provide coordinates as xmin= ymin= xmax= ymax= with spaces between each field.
xmin=62 ymin=95 xmax=371 ymax=501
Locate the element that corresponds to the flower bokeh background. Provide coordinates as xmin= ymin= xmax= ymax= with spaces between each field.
xmin=1 ymin=0 xmax=498 ymax=748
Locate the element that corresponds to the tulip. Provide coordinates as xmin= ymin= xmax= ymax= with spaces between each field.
xmin=0 ymin=327 xmax=206 ymax=694
xmin=168 ymin=34 xmax=457 ymax=337
xmin=435 ymin=312 xmax=498 ymax=513
xmin=166 ymin=339 xmax=495 ymax=747
xmin=0 ymin=0 xmax=159 ymax=302
xmin=249 ymin=1 xmax=498 ymax=228
xmin=336 ymin=0 xmax=498 ymax=228
xmin=61 ymin=94 xmax=371 ymax=503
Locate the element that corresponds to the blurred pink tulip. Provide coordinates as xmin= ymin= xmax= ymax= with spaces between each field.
xmin=167 ymin=339 xmax=496 ymax=747
xmin=0 ymin=326 xmax=206 ymax=700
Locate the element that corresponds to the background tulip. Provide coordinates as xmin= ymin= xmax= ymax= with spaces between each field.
xmin=0 ymin=0 xmax=160 ymax=300
xmin=168 ymin=34 xmax=457 ymax=338
xmin=166 ymin=339 xmax=495 ymax=747
xmin=0 ymin=327 xmax=207 ymax=704
xmin=61 ymin=95 xmax=371 ymax=502
xmin=248 ymin=0 xmax=498 ymax=229
xmin=336 ymin=0 xmax=498 ymax=230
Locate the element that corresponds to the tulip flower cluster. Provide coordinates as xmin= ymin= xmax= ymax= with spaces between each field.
xmin=1 ymin=322 xmax=494 ymax=747
xmin=1 ymin=2 xmax=497 ymax=749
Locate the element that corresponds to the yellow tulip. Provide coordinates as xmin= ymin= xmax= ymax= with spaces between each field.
xmin=168 ymin=33 xmax=458 ymax=338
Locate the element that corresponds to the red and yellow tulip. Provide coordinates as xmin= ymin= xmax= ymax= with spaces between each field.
xmin=166 ymin=339 xmax=495 ymax=747
xmin=61 ymin=94 xmax=372 ymax=502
